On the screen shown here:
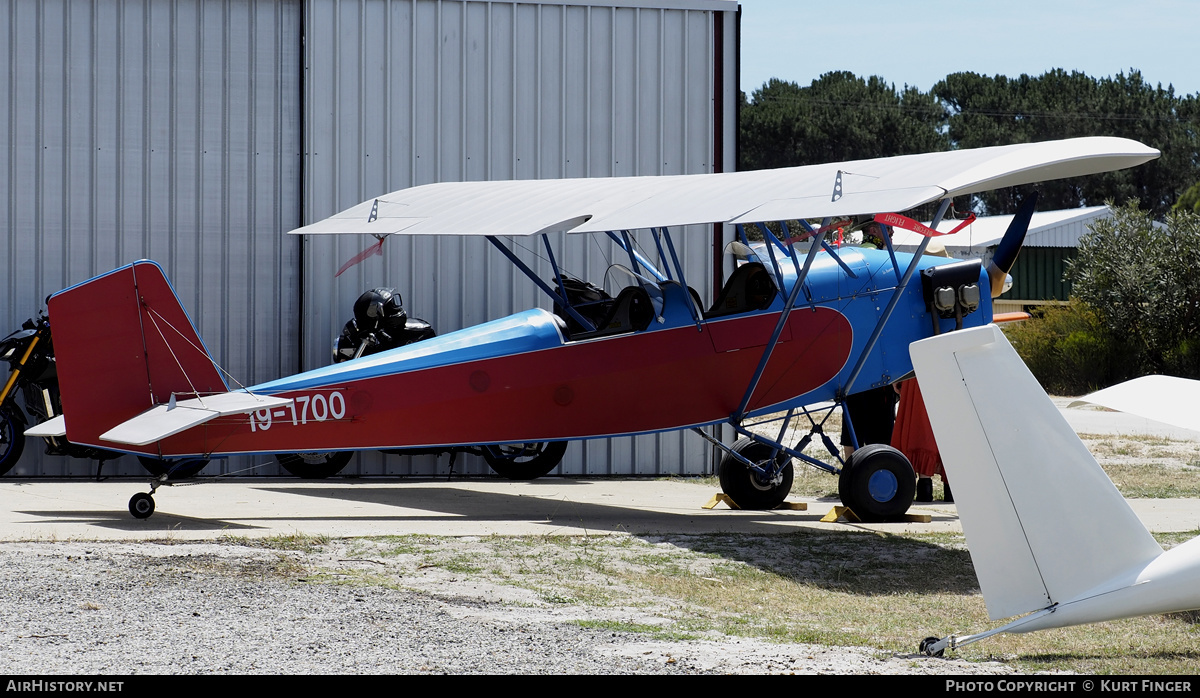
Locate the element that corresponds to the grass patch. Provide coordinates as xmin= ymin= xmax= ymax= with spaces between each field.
xmin=1155 ymin=530 xmax=1200 ymax=548
xmin=279 ymin=531 xmax=1200 ymax=674
xmin=1099 ymin=464 xmax=1200 ymax=499
xmin=573 ymin=619 xmax=698 ymax=641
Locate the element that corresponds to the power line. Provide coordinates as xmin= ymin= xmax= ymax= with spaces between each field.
xmin=748 ymin=94 xmax=1199 ymax=124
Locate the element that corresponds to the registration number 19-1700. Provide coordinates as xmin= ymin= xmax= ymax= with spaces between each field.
xmin=248 ymin=391 xmax=347 ymax=432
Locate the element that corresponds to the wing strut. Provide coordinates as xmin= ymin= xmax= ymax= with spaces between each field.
xmin=606 ymin=230 xmax=667 ymax=282
xmin=841 ymin=198 xmax=951 ymax=398
xmin=485 ymin=236 xmax=597 ymax=332
xmin=657 ymin=227 xmax=704 ymax=330
xmin=733 ymin=226 xmax=830 ymax=422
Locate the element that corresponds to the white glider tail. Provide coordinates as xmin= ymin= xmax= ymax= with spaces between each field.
xmin=910 ymin=325 xmax=1200 ymax=648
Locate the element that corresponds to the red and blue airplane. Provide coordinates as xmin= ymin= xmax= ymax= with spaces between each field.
xmin=32 ymin=137 xmax=1158 ymax=519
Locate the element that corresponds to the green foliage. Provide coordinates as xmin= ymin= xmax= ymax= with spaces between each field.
xmin=932 ymin=69 xmax=1199 ymax=216
xmin=738 ymin=73 xmax=949 ymax=171
xmin=1067 ymin=203 xmax=1200 ymax=377
xmin=1010 ymin=204 xmax=1200 ymax=392
xmin=1175 ymin=181 xmax=1200 ymax=213
xmin=737 ymin=69 xmax=1200 ymax=217
xmin=1003 ymin=301 xmax=1131 ymax=394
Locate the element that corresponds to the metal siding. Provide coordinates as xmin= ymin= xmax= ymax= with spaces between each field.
xmin=302 ymin=0 xmax=731 ymax=476
xmin=1 ymin=0 xmax=302 ymax=476
xmin=1003 ymin=248 xmax=1076 ymax=302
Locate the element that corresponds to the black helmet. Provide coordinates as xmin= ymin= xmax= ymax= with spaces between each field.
xmin=352 ymin=288 xmax=406 ymax=331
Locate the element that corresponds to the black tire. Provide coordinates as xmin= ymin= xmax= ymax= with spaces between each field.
xmin=919 ymin=636 xmax=945 ymax=657
xmin=129 ymin=492 xmax=155 ymax=519
xmin=275 ymin=451 xmax=353 ymax=479
xmin=137 ymin=456 xmax=210 ymax=480
xmin=717 ymin=437 xmax=794 ymax=510
xmin=483 ymin=441 xmax=568 ymax=480
xmin=0 ymin=407 xmax=25 ymax=476
xmin=838 ymin=444 xmax=916 ymax=522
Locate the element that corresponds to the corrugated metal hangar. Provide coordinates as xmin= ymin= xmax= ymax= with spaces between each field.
xmin=0 ymin=0 xmax=739 ymax=477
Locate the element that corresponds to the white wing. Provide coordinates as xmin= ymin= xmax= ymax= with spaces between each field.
xmin=1070 ymin=375 xmax=1200 ymax=435
xmin=291 ymin=137 xmax=1158 ymax=237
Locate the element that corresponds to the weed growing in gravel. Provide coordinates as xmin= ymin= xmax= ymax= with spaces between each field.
xmin=218 ymin=533 xmax=330 ymax=554
xmin=573 ymin=619 xmax=697 ymax=641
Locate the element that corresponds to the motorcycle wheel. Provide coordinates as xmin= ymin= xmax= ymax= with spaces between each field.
xmin=482 ymin=441 xmax=568 ymax=480
xmin=275 ymin=451 xmax=353 ymax=479
xmin=0 ymin=407 xmax=26 ymax=476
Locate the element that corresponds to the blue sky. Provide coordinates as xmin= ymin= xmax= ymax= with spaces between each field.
xmin=739 ymin=0 xmax=1200 ymax=97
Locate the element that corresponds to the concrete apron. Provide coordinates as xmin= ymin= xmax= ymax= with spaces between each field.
xmin=3 ymin=402 xmax=1199 ymax=541
xmin=1 ymin=477 xmax=1198 ymax=541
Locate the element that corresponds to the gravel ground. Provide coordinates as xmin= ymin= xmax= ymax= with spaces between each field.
xmin=0 ymin=540 xmax=1019 ymax=675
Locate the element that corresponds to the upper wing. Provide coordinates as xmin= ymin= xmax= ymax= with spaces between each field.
xmin=291 ymin=137 xmax=1158 ymax=237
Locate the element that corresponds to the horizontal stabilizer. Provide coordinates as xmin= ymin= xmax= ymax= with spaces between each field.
xmin=101 ymin=393 xmax=292 ymax=446
xmin=1070 ymin=375 xmax=1200 ymax=435
xmin=24 ymin=414 xmax=67 ymax=437
xmin=910 ymin=325 xmax=1162 ymax=620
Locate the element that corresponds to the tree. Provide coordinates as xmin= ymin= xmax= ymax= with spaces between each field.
xmin=1175 ymin=181 xmax=1200 ymax=213
xmin=739 ymin=73 xmax=948 ymax=171
xmin=934 ymin=70 xmax=1200 ymax=216
xmin=1065 ymin=202 xmax=1200 ymax=377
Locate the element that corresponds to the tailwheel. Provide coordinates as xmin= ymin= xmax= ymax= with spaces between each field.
xmin=920 ymin=636 xmax=945 ymax=657
xmin=483 ymin=441 xmax=568 ymax=480
xmin=275 ymin=451 xmax=353 ymax=479
xmin=838 ymin=444 xmax=916 ymax=522
xmin=717 ymin=437 xmax=794 ymax=510
xmin=129 ymin=492 xmax=155 ymax=519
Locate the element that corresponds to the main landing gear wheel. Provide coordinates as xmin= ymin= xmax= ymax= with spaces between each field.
xmin=717 ymin=437 xmax=794 ymax=510
xmin=920 ymin=636 xmax=945 ymax=657
xmin=137 ymin=456 xmax=210 ymax=480
xmin=129 ymin=492 xmax=155 ymax=519
xmin=483 ymin=441 xmax=568 ymax=480
xmin=838 ymin=444 xmax=916 ymax=522
xmin=0 ymin=407 xmax=26 ymax=476
xmin=275 ymin=451 xmax=353 ymax=479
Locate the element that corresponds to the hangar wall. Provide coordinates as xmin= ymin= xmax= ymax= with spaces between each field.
xmin=0 ymin=0 xmax=738 ymax=478
xmin=0 ymin=0 xmax=303 ymax=476
xmin=301 ymin=0 xmax=738 ymax=476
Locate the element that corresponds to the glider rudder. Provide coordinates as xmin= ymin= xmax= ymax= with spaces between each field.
xmin=909 ymin=325 xmax=1163 ymax=621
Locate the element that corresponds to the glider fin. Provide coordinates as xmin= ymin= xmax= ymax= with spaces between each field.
xmin=909 ymin=325 xmax=1162 ymax=620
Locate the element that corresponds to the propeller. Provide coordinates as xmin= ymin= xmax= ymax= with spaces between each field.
xmin=987 ymin=191 xmax=1038 ymax=297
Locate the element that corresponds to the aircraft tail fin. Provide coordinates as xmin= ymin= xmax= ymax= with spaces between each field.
xmin=909 ymin=325 xmax=1163 ymax=620
xmin=48 ymin=261 xmax=229 ymax=451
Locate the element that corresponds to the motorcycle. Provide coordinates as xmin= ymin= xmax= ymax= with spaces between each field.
xmin=0 ymin=311 xmax=208 ymax=479
xmin=270 ymin=287 xmax=568 ymax=480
